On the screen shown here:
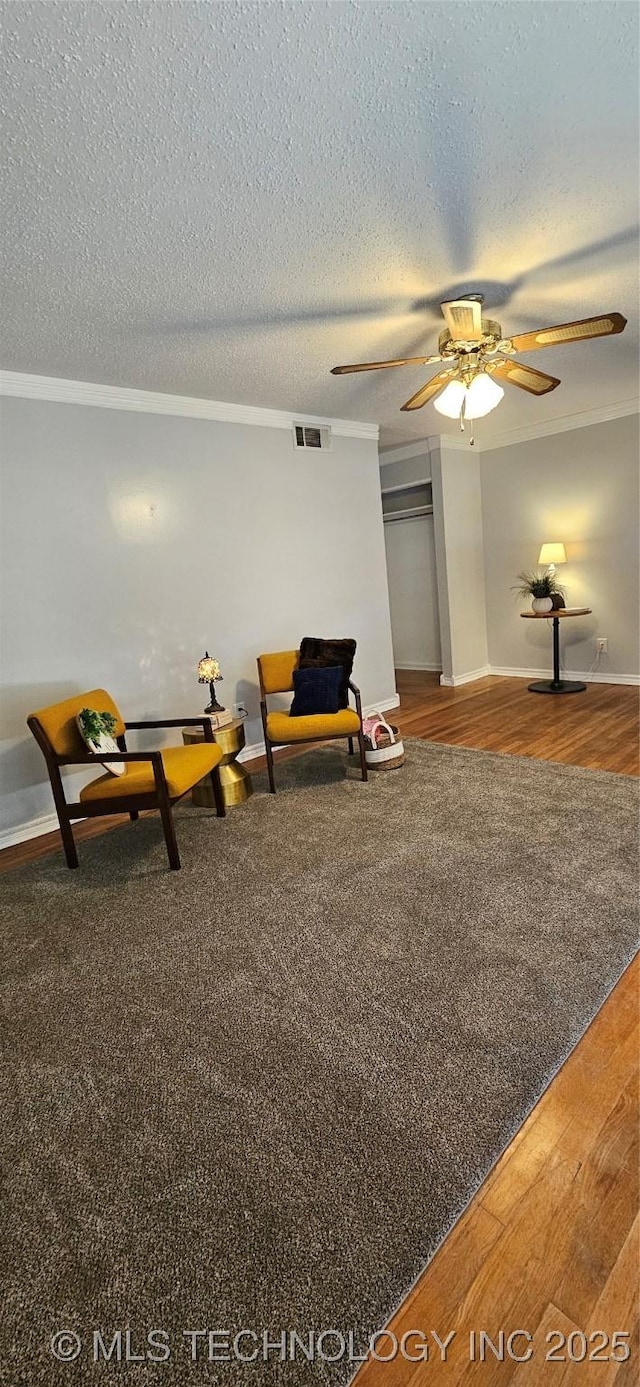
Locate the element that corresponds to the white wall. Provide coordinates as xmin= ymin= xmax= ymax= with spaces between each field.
xmin=0 ymin=397 xmax=396 ymax=838
xmin=383 ymin=516 xmax=441 ymax=670
xmin=379 ymin=446 xmax=433 ymax=491
xmin=480 ymin=414 xmax=640 ymax=680
xmin=431 ymin=442 xmax=489 ymax=682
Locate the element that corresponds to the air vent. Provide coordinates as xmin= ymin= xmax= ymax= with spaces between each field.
xmin=293 ymin=423 xmax=332 ymax=451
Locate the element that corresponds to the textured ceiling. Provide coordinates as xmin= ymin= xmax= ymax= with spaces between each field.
xmin=1 ymin=0 xmax=638 ymax=447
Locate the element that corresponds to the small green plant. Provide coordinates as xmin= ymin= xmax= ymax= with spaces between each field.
xmin=78 ymin=708 xmax=117 ymax=740
xmin=512 ymin=569 xmax=566 ymax=600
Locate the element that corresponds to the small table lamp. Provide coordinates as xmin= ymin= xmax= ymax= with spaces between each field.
xmin=197 ymin=652 xmax=225 ymax=714
xmin=538 ymin=542 xmax=567 ymax=576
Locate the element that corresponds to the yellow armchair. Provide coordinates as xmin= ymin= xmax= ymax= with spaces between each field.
xmin=27 ymin=688 xmax=225 ymax=871
xmin=256 ymin=650 xmax=367 ymax=793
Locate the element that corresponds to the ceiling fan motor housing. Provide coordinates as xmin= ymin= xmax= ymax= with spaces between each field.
xmin=438 ymin=318 xmax=503 ymax=358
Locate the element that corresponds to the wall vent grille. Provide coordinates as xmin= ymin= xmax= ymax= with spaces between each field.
xmin=293 ymin=423 xmax=332 ymax=451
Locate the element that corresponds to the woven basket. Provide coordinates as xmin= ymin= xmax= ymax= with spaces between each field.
xmin=365 ymin=723 xmax=405 ymax=771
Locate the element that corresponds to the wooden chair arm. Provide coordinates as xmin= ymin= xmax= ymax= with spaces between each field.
xmin=348 ymin=680 xmax=363 ymax=717
xmin=126 ymin=716 xmax=214 ymax=743
xmin=126 ymin=715 xmax=212 ymax=732
xmin=56 ymin=750 xmax=165 ymax=767
xmin=58 ymin=748 xmax=171 ymax=799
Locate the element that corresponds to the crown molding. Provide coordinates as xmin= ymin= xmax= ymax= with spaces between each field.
xmin=438 ymin=432 xmax=483 ymax=451
xmin=437 ymin=398 xmax=639 ymax=453
xmin=0 ymin=371 xmax=379 ymax=440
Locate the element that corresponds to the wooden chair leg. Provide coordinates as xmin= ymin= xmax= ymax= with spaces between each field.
xmin=357 ymin=730 xmax=369 ymax=783
xmin=49 ymin=778 xmax=79 ymax=867
xmin=209 ymin=766 xmax=226 ymax=817
xmin=129 ymin=810 xmax=139 ymax=821
xmin=265 ymin=738 xmax=276 ymax=794
xmin=157 ymin=791 xmax=181 ymax=870
xmin=348 ymin=737 xmax=354 ymax=756
xmin=58 ymin=809 xmax=79 ymax=868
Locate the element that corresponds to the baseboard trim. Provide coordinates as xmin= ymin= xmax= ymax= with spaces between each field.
xmin=438 ymin=664 xmax=640 ymax=688
xmin=440 ymin=667 xmax=491 ymax=687
xmin=394 ymin=661 xmax=442 ymax=672
xmin=369 ymin=694 xmax=401 ymax=715
xmin=0 ymin=811 xmax=61 ymax=851
xmin=489 ymin=665 xmax=640 ymax=686
xmin=1 ymin=696 xmax=403 ymax=850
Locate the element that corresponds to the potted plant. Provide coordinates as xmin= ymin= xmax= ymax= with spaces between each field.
xmin=513 ymin=570 xmax=566 ymax=613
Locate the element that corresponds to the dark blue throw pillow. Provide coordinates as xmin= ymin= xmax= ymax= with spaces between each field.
xmin=290 ymin=665 xmax=342 ymax=717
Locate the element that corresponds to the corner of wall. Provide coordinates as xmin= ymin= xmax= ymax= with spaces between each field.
xmin=434 ymin=441 xmax=488 ymax=681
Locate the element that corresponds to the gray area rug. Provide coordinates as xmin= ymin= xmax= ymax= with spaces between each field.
xmin=1 ymin=740 xmax=638 ymax=1386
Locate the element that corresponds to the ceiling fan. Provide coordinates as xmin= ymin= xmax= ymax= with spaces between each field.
xmin=330 ymin=295 xmax=627 ymax=423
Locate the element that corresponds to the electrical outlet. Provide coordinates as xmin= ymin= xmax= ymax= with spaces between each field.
xmin=233 ymin=702 xmax=248 ymax=720
xmin=596 ymin=637 xmax=608 ymax=654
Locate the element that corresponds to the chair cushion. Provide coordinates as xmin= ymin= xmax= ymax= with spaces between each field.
xmin=257 ymin=650 xmax=299 ymax=694
xmin=298 ymin=637 xmax=356 ymax=708
xmin=290 ymin=665 xmax=342 ymax=717
xmin=79 ymin=744 xmax=223 ymax=802
xmin=29 ymin=688 xmax=125 ymax=757
xmin=266 ymin=708 xmax=360 ymax=744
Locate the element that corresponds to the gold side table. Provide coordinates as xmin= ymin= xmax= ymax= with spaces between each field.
xmin=183 ymin=719 xmax=253 ymax=808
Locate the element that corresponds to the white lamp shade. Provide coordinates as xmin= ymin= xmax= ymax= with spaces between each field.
xmin=434 ymin=379 xmax=467 ymax=419
xmin=464 ymin=373 xmax=505 ymax=419
xmin=538 ymin=543 xmax=567 ymax=566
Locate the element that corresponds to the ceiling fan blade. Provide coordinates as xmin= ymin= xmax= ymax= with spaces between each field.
xmin=492 ymin=359 xmax=560 ymax=395
xmin=330 ymin=354 xmax=441 ymax=375
xmin=441 ymin=296 xmax=484 ymax=341
xmin=400 ymin=369 xmax=455 ymax=411
xmin=508 ymin=313 xmax=627 ymax=354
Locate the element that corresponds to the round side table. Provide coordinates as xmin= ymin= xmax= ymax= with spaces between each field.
xmin=520 ymin=607 xmax=592 ymax=694
xmin=183 ymin=719 xmax=253 ymax=808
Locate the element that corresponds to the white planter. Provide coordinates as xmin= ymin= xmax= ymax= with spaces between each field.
xmin=532 ymin=597 xmax=553 ymax=613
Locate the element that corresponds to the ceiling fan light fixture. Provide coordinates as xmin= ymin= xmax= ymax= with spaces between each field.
xmin=464 ymin=372 xmax=505 ymax=419
xmin=330 ymin=302 xmax=626 ymax=418
xmin=433 ymin=379 xmax=467 ymax=419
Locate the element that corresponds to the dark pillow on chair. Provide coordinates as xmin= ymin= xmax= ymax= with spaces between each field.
xmin=298 ymin=637 xmax=356 ymax=709
xmin=290 ymin=665 xmax=342 ymax=717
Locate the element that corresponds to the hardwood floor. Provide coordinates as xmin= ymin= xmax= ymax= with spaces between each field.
xmin=391 ymin=670 xmax=639 ymax=777
xmin=353 ymin=671 xmax=639 ymax=1384
xmin=2 ymin=672 xmax=638 ymax=1383
xmin=353 ymin=955 xmax=639 ymax=1385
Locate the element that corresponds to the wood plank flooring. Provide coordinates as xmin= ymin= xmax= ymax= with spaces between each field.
xmin=353 ymin=957 xmax=638 ymax=1385
xmin=353 ymin=672 xmax=639 ymax=1384
xmin=391 ymin=670 xmax=639 ymax=776
xmin=2 ymin=671 xmax=638 ymax=1385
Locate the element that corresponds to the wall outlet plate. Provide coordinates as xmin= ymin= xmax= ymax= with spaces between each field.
xmin=596 ymin=637 xmax=608 ymax=654
xmin=233 ymin=702 xmax=248 ymax=720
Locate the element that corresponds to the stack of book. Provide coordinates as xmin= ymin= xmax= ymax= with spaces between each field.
xmin=207 ymin=708 xmax=233 ymax=730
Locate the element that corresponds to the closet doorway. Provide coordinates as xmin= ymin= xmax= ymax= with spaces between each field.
xmin=382 ymin=482 xmax=441 ymax=673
